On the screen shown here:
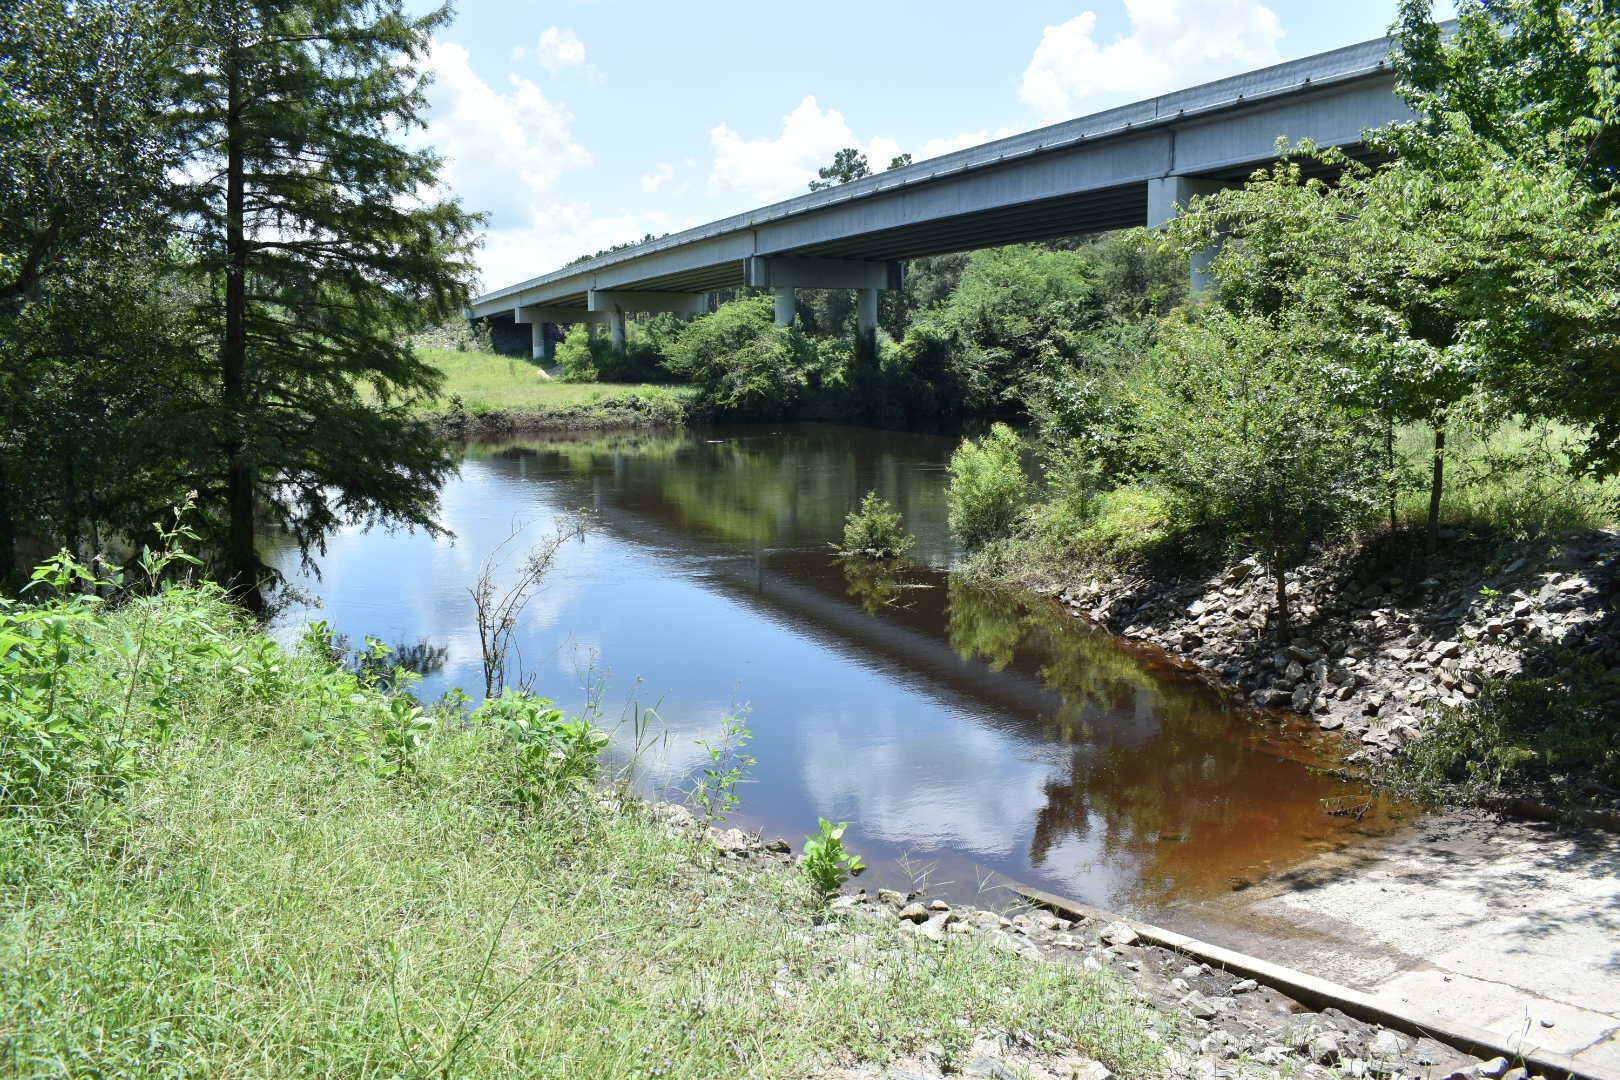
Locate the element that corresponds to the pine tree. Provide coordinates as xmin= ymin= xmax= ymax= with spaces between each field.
xmin=170 ymin=0 xmax=480 ymax=611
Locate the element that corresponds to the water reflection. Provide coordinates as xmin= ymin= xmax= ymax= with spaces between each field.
xmin=267 ymin=423 xmax=1403 ymax=916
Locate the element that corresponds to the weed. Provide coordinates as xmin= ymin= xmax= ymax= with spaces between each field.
xmin=688 ymin=716 xmax=756 ymax=822
xmin=801 ymin=818 xmax=866 ymax=902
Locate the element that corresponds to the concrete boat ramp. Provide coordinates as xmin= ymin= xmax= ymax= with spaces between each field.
xmin=1166 ymin=811 xmax=1620 ymax=1076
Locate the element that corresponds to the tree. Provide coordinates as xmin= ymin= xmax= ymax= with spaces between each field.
xmin=1172 ymin=132 xmax=1620 ymax=539
xmin=808 ymin=147 xmax=871 ymax=191
xmin=886 ymin=153 xmax=913 ymax=170
xmin=169 ymin=0 xmax=481 ymax=610
xmin=0 ymin=0 xmax=194 ymax=584
xmin=1131 ymin=311 xmax=1382 ymax=636
xmin=1393 ymin=0 xmax=1620 ymax=194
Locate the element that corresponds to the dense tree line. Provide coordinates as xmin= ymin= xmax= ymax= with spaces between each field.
xmin=1 ymin=0 xmax=479 ymax=607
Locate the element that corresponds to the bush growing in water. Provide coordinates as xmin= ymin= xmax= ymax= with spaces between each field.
xmin=946 ymin=423 xmax=1029 ymax=548
xmin=841 ymin=491 xmax=913 ymax=559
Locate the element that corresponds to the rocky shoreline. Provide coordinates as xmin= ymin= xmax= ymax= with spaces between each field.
xmin=661 ymin=805 xmax=1555 ymax=1080
xmin=1034 ymin=529 xmax=1618 ymax=796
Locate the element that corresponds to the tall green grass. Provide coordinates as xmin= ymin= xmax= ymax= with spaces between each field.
xmin=1392 ymin=421 xmax=1618 ymax=539
xmin=0 ymin=578 xmax=1165 ymax=1078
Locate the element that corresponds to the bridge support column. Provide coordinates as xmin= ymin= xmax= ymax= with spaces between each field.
xmin=856 ymin=287 xmax=878 ymax=363
xmin=516 ymin=306 xmax=607 ymax=358
xmin=1147 ymin=175 xmax=1228 ymax=297
xmin=609 ymin=309 xmax=627 ymax=350
xmin=744 ymin=257 xmax=899 ymax=363
xmin=773 ymin=287 xmax=796 ymax=328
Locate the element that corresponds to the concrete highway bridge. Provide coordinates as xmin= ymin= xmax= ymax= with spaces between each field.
xmin=469 ymin=27 xmax=1431 ymax=359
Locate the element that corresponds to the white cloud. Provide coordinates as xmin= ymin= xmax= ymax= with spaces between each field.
xmin=709 ymin=95 xmax=859 ymax=202
xmin=1020 ymin=0 xmax=1284 ymax=121
xmin=475 ymin=201 xmax=688 ymax=293
xmin=534 ymin=27 xmax=587 ymax=74
xmin=420 ymin=40 xmax=660 ymax=288
xmin=420 ymin=40 xmax=592 ymax=225
xmin=708 ymin=95 xmax=1011 ymax=203
xmin=640 ymin=161 xmax=676 ymax=193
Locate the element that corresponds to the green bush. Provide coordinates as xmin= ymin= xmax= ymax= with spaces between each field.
xmin=841 ymin=491 xmax=913 ymax=559
xmin=1029 ymin=485 xmax=1179 ymax=569
xmin=555 ymin=326 xmax=673 ymax=384
xmin=555 ymin=325 xmax=602 ymax=382
xmin=665 ymin=296 xmax=829 ymax=415
xmin=1382 ymin=665 xmax=1620 ymax=811
xmin=946 ymin=423 xmax=1030 ymax=548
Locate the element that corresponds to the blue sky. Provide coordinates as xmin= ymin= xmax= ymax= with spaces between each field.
xmin=412 ymin=0 xmax=1458 ymax=290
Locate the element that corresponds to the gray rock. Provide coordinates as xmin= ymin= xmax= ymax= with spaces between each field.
xmin=1308 ymin=1032 xmax=1342 ymax=1065
xmin=897 ymin=902 xmax=930 ymax=923
xmin=1181 ymin=990 xmax=1218 ymax=1020
xmin=1100 ymin=921 xmax=1139 ymax=946
xmin=1367 ymin=1030 xmax=1406 ymax=1061
xmin=1064 ymin=1060 xmax=1115 ymax=1080
xmin=1230 ymin=978 xmax=1259 ymax=993
xmin=1475 ymin=1057 xmax=1510 ymax=1079
xmin=877 ymin=888 xmax=909 ymax=906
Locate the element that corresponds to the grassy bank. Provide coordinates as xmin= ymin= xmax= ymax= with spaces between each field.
xmin=0 ymin=576 xmax=1164 ymax=1078
xmin=419 ymin=346 xmax=698 ymax=432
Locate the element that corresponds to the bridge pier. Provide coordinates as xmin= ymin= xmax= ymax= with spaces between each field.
xmin=1147 ymin=175 xmax=1228 ymax=296
xmin=587 ymin=289 xmax=709 ymax=353
xmin=744 ymin=256 xmax=900 ymax=357
xmin=516 ymin=305 xmax=608 ymax=360
xmin=773 ymin=288 xmax=796 ymax=328
xmin=856 ymin=288 xmax=878 ymax=362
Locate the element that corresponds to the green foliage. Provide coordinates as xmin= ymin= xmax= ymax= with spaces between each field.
xmin=556 ymin=325 xmax=672 ymax=384
xmin=946 ymin=424 xmax=1030 ymax=548
xmin=556 ymin=325 xmax=603 ymax=382
xmin=475 ymin=691 xmax=609 ymax=809
xmin=840 ymin=491 xmax=914 ymax=560
xmin=808 ymin=148 xmax=871 ymax=191
xmin=1382 ymin=665 xmax=1620 ymax=811
xmin=800 ymin=818 xmax=865 ymax=900
xmin=1393 ymin=0 xmax=1620 ymax=193
xmin=666 ymin=296 xmax=830 ymax=416
xmin=1129 ymin=311 xmax=1383 ymax=630
xmin=688 ymin=716 xmax=756 ymax=822
xmin=166 ymin=0 xmax=482 ymax=607
xmin=1029 ymin=486 xmax=1181 ymax=570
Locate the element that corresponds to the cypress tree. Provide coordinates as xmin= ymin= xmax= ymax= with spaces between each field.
xmin=170 ymin=0 xmax=480 ymax=610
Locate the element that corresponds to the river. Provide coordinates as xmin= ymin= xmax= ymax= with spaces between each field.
xmin=266 ymin=421 xmax=1404 ymax=918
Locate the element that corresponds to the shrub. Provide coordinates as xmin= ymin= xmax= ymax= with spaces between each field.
xmin=1382 ymin=664 xmax=1620 ymax=811
xmin=841 ymin=491 xmax=913 ymax=559
xmin=555 ymin=325 xmax=601 ymax=382
xmin=475 ymin=691 xmax=609 ymax=810
xmin=1128 ymin=310 xmax=1382 ymax=633
xmin=665 ymin=296 xmax=827 ymax=415
xmin=946 ymin=423 xmax=1030 ymax=548
xmin=801 ymin=817 xmax=865 ymax=901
